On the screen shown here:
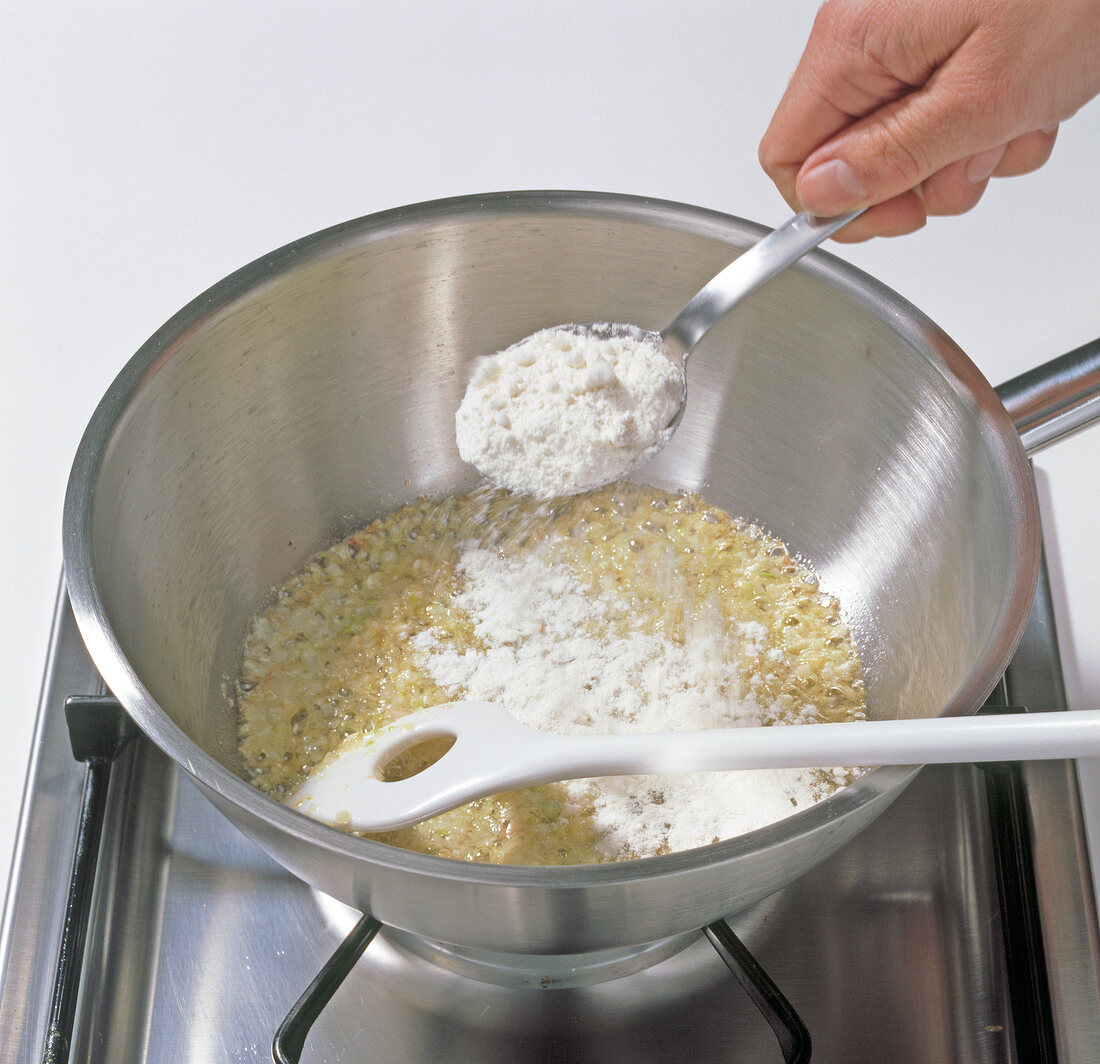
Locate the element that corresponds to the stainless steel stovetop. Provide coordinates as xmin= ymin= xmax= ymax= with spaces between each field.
xmin=3 ymin=549 xmax=1100 ymax=1062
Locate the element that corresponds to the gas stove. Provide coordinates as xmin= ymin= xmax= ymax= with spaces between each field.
xmin=3 ymin=542 xmax=1099 ymax=1063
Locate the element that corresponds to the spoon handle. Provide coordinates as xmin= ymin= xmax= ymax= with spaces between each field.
xmin=661 ymin=209 xmax=863 ymax=356
xmin=292 ymin=703 xmax=1100 ymax=834
xmin=552 ymin=709 xmax=1100 ymax=776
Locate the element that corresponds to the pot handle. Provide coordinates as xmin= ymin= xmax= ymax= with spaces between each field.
xmin=995 ymin=336 xmax=1100 ymax=455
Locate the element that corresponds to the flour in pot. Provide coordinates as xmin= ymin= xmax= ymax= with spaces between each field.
xmin=455 ymin=326 xmax=682 ymax=497
xmin=412 ymin=546 xmax=845 ymax=857
xmin=236 ymin=484 xmax=867 ymax=865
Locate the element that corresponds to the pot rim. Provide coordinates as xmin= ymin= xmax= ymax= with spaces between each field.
xmin=61 ymin=189 xmax=1039 ymax=888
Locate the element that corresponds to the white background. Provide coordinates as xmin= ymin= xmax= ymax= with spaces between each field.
xmin=2 ymin=1 xmax=1098 ymax=905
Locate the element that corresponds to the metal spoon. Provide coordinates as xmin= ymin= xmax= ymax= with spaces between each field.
xmin=458 ymin=209 xmax=862 ymax=496
xmin=651 ymin=207 xmax=858 ymax=365
xmin=569 ymin=209 xmax=865 ymax=481
xmin=655 ymin=207 xmax=863 ymax=434
xmin=289 ymin=699 xmax=1100 ymax=833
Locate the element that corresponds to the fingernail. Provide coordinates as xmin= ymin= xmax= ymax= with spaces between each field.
xmin=966 ymin=145 xmax=1006 ymax=184
xmin=1041 ymin=122 xmax=1059 ymax=135
xmin=798 ymin=159 xmax=868 ymax=214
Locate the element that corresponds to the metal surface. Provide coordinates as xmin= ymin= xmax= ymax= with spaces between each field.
xmin=61 ymin=190 xmax=1060 ymax=952
xmin=996 ymin=336 xmax=1100 ymax=454
xmin=3 ymin=574 xmax=1100 ymax=1062
xmin=1008 ymin=553 xmax=1100 ymax=1059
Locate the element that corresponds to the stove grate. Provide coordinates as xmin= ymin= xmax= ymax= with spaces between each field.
xmin=42 ymin=696 xmax=137 ymax=1064
xmin=272 ymin=915 xmax=811 ymax=1064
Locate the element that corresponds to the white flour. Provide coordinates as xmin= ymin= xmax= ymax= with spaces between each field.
xmin=454 ymin=325 xmax=682 ymax=498
xmin=412 ymin=545 xmax=836 ymax=858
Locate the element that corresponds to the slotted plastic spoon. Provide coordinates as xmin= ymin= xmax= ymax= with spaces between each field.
xmin=289 ymin=700 xmax=1100 ymax=832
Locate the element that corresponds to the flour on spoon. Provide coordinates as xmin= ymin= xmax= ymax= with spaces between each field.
xmin=455 ymin=325 xmax=682 ymax=498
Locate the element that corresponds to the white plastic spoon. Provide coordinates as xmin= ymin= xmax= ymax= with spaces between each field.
xmin=289 ymin=700 xmax=1100 ymax=833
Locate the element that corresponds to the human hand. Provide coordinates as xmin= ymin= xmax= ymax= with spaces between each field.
xmin=759 ymin=0 xmax=1100 ymax=241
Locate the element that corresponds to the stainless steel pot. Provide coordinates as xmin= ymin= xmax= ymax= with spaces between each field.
xmin=63 ymin=191 xmax=1100 ymax=955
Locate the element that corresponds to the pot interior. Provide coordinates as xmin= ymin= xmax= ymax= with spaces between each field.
xmin=72 ymin=193 xmax=1036 ymax=796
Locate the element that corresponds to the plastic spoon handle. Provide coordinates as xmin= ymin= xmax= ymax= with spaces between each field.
xmin=289 ymin=701 xmax=1100 ymax=833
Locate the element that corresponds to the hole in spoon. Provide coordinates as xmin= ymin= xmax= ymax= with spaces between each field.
xmin=378 ymin=734 xmax=456 ymax=782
